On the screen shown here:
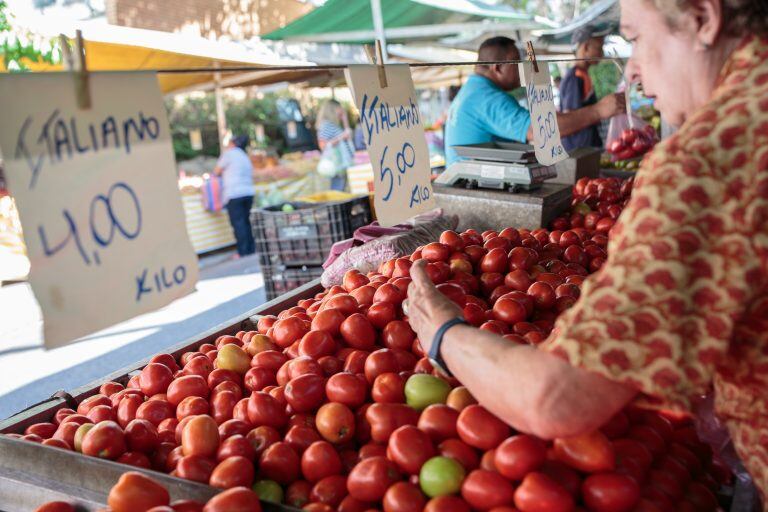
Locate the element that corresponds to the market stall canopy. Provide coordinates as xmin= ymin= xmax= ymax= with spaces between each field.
xmin=263 ymin=0 xmax=557 ymax=44
xmin=7 ymin=22 xmax=319 ymax=94
xmin=533 ymin=0 xmax=620 ymax=51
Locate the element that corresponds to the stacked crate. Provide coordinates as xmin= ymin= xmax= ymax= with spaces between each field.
xmin=251 ymin=196 xmax=372 ymax=300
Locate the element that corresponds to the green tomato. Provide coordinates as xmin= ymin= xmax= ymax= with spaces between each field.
xmin=419 ymin=456 xmax=466 ymax=497
xmin=573 ymin=202 xmax=592 ymax=215
xmin=281 ymin=203 xmax=295 ymax=212
xmin=405 ymin=374 xmax=451 ymax=411
xmin=253 ymin=479 xmax=284 ymax=503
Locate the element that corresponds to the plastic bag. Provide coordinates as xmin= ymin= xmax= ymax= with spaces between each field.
xmin=605 ymin=113 xmax=658 ymax=162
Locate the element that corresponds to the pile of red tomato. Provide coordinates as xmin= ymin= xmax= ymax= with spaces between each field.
xmin=25 ymin=178 xmax=730 ymax=512
xmin=607 ymin=127 xmax=657 ymax=161
xmin=549 ymin=176 xmax=634 ymax=236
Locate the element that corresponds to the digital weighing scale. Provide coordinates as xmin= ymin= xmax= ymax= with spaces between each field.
xmin=435 ymin=142 xmax=558 ymax=192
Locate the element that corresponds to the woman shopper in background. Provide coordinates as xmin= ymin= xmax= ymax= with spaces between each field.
xmin=407 ymin=0 xmax=768 ymax=507
xmin=316 ymin=99 xmax=354 ymax=191
xmin=214 ymin=134 xmax=255 ymax=258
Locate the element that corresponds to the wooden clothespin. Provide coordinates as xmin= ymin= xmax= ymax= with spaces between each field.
xmin=525 ymin=41 xmax=539 ymax=73
xmin=364 ymin=40 xmax=388 ymax=88
xmin=61 ymin=30 xmax=91 ymax=109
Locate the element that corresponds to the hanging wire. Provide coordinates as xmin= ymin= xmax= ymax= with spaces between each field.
xmin=152 ymin=56 xmax=626 ymax=75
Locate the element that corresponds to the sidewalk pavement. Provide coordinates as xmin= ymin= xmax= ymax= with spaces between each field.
xmin=0 ymin=251 xmax=266 ymax=420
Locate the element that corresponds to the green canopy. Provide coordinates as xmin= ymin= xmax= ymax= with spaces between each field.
xmin=263 ymin=0 xmax=554 ymax=43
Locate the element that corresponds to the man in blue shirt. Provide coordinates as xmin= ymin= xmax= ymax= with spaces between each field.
xmin=445 ymin=36 xmax=625 ymax=166
xmin=560 ymin=26 xmax=608 ymax=152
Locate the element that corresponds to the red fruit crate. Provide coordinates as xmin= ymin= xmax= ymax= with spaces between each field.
xmin=251 ymin=196 xmax=372 ymax=267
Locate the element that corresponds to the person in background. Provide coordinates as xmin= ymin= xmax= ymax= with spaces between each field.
xmin=316 ymin=100 xmax=354 ymax=191
xmin=444 ymin=36 xmax=625 ymax=166
xmin=214 ymin=134 xmax=255 ymax=259
xmin=560 ymin=25 xmax=608 ymax=152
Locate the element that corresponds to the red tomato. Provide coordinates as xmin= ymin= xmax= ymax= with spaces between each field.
xmin=25 ymin=422 xmax=57 ymax=439
xmin=628 ymin=425 xmax=666 ymax=458
xmin=382 ymin=321 xmax=416 ymax=351
xmin=247 ymin=391 xmax=287 ymax=429
xmin=422 ymin=242 xmax=452 ymax=262
xmin=202 ymin=487 xmax=261 ymax=512
xmin=508 ymin=247 xmax=537 ymax=272
xmin=344 ymin=270 xmax=370 ymax=292
xmin=243 ymin=366 xmax=276 ymax=393
xmin=374 ymin=283 xmax=406 ymax=305
xmin=325 ymin=294 xmax=360 ymax=316
xmin=285 ymin=425 xmax=322 ymax=454
xmin=207 ymin=369 xmax=241 ymax=390
xmin=310 ymin=474 xmax=349 ymax=507
xmin=33 ymin=502 xmax=76 ymax=512
xmin=438 ymin=438 xmax=480 ymax=471
xmin=480 ymin=248 xmax=508 ymax=274
xmin=136 ymin=400 xmax=175 ymax=427
xmin=582 ymin=473 xmax=640 ymax=512
xmin=167 ymin=375 xmax=209 ymax=406
xmin=285 ymin=374 xmax=326 ymax=413
xmin=183 ymin=356 xmax=214 ymax=378
xmin=251 ymin=350 xmax=288 ymax=372
xmin=139 ymin=363 xmax=174 ymax=397
xmin=260 ymin=441 xmax=300 ymax=485
xmin=175 ymin=396 xmax=209 ymax=421
xmin=347 ymin=456 xmax=402 ymax=502
xmin=316 ymin=402 xmax=356 ymax=444
xmin=383 ymin=481 xmax=426 ymax=512
xmin=340 ymin=314 xmax=376 ymax=350
xmin=456 ymin=405 xmax=510 ymax=451
xmin=107 ymin=471 xmax=170 ymax=512
xmin=351 ymin=285 xmax=377 ymax=306
xmin=364 ymin=349 xmax=399 ymax=383
xmin=553 ymin=430 xmax=615 ymax=473
xmin=124 ymin=419 xmax=159 ymax=454
xmin=366 ymin=403 xmax=419 ymax=443
xmin=218 ymin=419 xmax=250 ymax=440
xmin=367 ymin=302 xmax=397 ymax=329
xmin=492 ymin=297 xmax=528 ymax=324
xmin=343 ymin=350 xmax=370 ymax=375
xmin=272 ymin=316 xmax=310 ymax=349
xmin=461 ymin=469 xmax=515 ymax=510
xmin=372 ymin=372 xmax=406 ymax=403
xmin=298 ymin=330 xmax=336 ymax=360
xmin=286 ymin=480 xmax=313 ymax=509
xmin=387 ymin=425 xmax=435 ymax=475
xmin=81 ymin=421 xmax=126 ymax=460
xmin=514 ymin=472 xmax=574 ymax=512
xmin=311 ymin=308 xmax=346 ymax=337
xmin=246 ymin=425 xmax=281 ymax=459
xmin=209 ymin=456 xmax=255 ymax=489
xmin=326 ymin=372 xmax=368 ymax=408
xmin=217 ymin=434 xmax=256 ymax=462
xmin=301 ymin=440 xmax=343 ymax=483
xmin=171 ymin=500 xmax=205 ymax=512
xmin=181 ymin=414 xmax=219 ymax=458
xmin=423 ymin=497 xmax=471 ymax=512
xmin=77 ymin=395 xmax=112 ymax=416
xmin=494 ymin=435 xmax=547 ymax=481
xmin=418 ymin=404 xmax=459 ymax=443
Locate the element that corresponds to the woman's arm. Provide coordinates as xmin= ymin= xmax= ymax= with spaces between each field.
xmin=407 ymin=260 xmax=636 ymax=439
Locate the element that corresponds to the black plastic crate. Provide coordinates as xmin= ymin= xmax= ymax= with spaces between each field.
xmin=251 ymin=196 xmax=372 ymax=267
xmin=262 ymin=264 xmax=324 ymax=301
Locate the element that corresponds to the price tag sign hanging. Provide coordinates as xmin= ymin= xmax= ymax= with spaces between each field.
xmin=345 ymin=64 xmax=436 ymax=227
xmin=0 ymin=71 xmax=199 ymax=349
xmin=519 ymin=43 xmax=568 ymax=166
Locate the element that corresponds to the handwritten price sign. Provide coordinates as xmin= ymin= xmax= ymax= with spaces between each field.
xmin=519 ymin=62 xmax=568 ymax=166
xmin=345 ymin=65 xmax=435 ymax=226
xmin=0 ymin=72 xmax=198 ymax=349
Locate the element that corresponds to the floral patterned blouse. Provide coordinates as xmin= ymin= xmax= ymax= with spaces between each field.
xmin=543 ymin=35 xmax=768 ymax=503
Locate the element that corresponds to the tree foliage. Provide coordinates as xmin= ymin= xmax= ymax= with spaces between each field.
xmin=0 ymin=1 xmax=59 ymax=70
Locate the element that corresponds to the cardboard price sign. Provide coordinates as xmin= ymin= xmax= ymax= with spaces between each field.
xmin=345 ymin=64 xmax=436 ymax=227
xmin=519 ymin=62 xmax=568 ymax=166
xmin=0 ymin=72 xmax=198 ymax=349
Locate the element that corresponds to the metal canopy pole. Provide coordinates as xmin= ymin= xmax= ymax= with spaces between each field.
xmin=370 ymin=0 xmax=388 ymax=61
xmin=214 ymin=62 xmax=228 ymax=150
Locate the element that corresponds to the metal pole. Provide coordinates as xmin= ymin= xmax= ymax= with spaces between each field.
xmin=370 ymin=0 xmax=388 ymax=61
xmin=213 ymin=63 xmax=228 ymax=150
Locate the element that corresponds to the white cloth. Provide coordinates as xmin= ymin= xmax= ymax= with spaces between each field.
xmin=217 ymin=147 xmax=254 ymax=204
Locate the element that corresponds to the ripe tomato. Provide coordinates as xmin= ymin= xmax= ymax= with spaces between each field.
xmin=340 ymin=314 xmax=376 ymax=350
xmin=418 ymin=404 xmax=459 ymax=443
xmin=209 ymin=456 xmax=255 ymax=489
xmin=77 ymin=395 xmax=111 ymax=416
xmin=252 ymin=350 xmax=288 ymax=372
xmin=344 ymin=270 xmax=370 ymax=292
xmin=424 ymin=496 xmax=471 ymax=512
xmin=207 ymin=369 xmax=241 ymax=391
xmin=202 ymin=487 xmax=261 ymax=512
xmin=107 ymin=471 xmax=169 ymax=512
xmin=383 ymin=482 xmax=427 ymax=512
xmin=325 ymin=294 xmax=360 ymax=316
xmin=351 ymin=285 xmax=377 ymax=306
xmin=176 ymin=397 xmax=209 ymax=421
xmin=124 ymin=419 xmax=159 ymax=454
xmin=243 ymin=366 xmax=276 ymax=393
xmin=32 ymin=502 xmax=76 ymax=512
xmin=301 ymin=440 xmax=343 ymax=483
xmin=210 ymin=390 xmax=238 ymax=424
xmin=553 ymin=430 xmax=615 ymax=473
xmin=316 ymin=402 xmax=356 ymax=444
xmin=183 ymin=356 xmax=214 ymax=378
xmin=367 ymin=302 xmax=397 ymax=329
xmin=217 ymin=434 xmax=256 ymax=462
xmin=513 ymin=472 xmax=574 ymax=512
xmin=372 ymin=372 xmax=406 ymax=403
xmin=326 ymin=372 xmax=368 ymax=408
xmin=422 ymin=242 xmax=451 ymax=262
xmin=306 ymin=477 xmax=347 ymax=508
xmin=461 ymin=469 xmax=515 ymax=510
xmin=260 ymin=441 xmax=300 ymax=485
xmin=139 ymin=363 xmax=174 ymax=397
xmin=272 ymin=316 xmax=310 ymax=349
xmin=582 ymin=473 xmax=640 ymax=512
xmin=492 ymin=297 xmax=528 ymax=324
xmin=527 ymin=282 xmax=556 ymax=310
xmin=374 ymin=283 xmax=406 ymax=305
xmin=311 ymin=309 xmax=346 ymax=337
xmin=480 ymin=248 xmax=508 ymax=274
xmin=25 ymin=422 xmax=57 ymax=439
xmin=298 ymin=330 xmax=337 ymax=360
xmin=347 ymin=456 xmax=402 ymax=502
xmin=182 ymin=415 xmax=219 ymax=458
xmin=438 ymin=438 xmax=479 ymax=471
xmin=247 ymin=392 xmax=287 ymax=429
xmin=343 ymin=350 xmax=370 ymax=375
xmin=81 ymin=421 xmax=126 ymax=460
xmin=136 ymin=399 xmax=175 ymax=427
xmin=365 ymin=349 xmax=399 ymax=383
xmin=285 ymin=374 xmax=326 ymax=413
xmin=382 ymin=321 xmax=416 ymax=351
xmin=366 ymin=403 xmax=420 ymax=443
xmin=86 ymin=405 xmax=115 ymax=424
xmin=508 ymin=247 xmax=537 ymax=272
xmin=167 ymin=375 xmax=209 ymax=406
xmin=456 ymin=405 xmax=510 ymax=451
xmin=494 ymin=435 xmax=547 ymax=481
xmin=387 ymin=425 xmax=436 ymax=475
xmin=218 ymin=419 xmax=250 ymax=440
xmin=246 ymin=425 xmax=280 ymax=459
xmin=283 ymin=425 xmax=320 ymax=455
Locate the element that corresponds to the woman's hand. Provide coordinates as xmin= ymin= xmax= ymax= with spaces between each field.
xmin=407 ymin=259 xmax=463 ymax=354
